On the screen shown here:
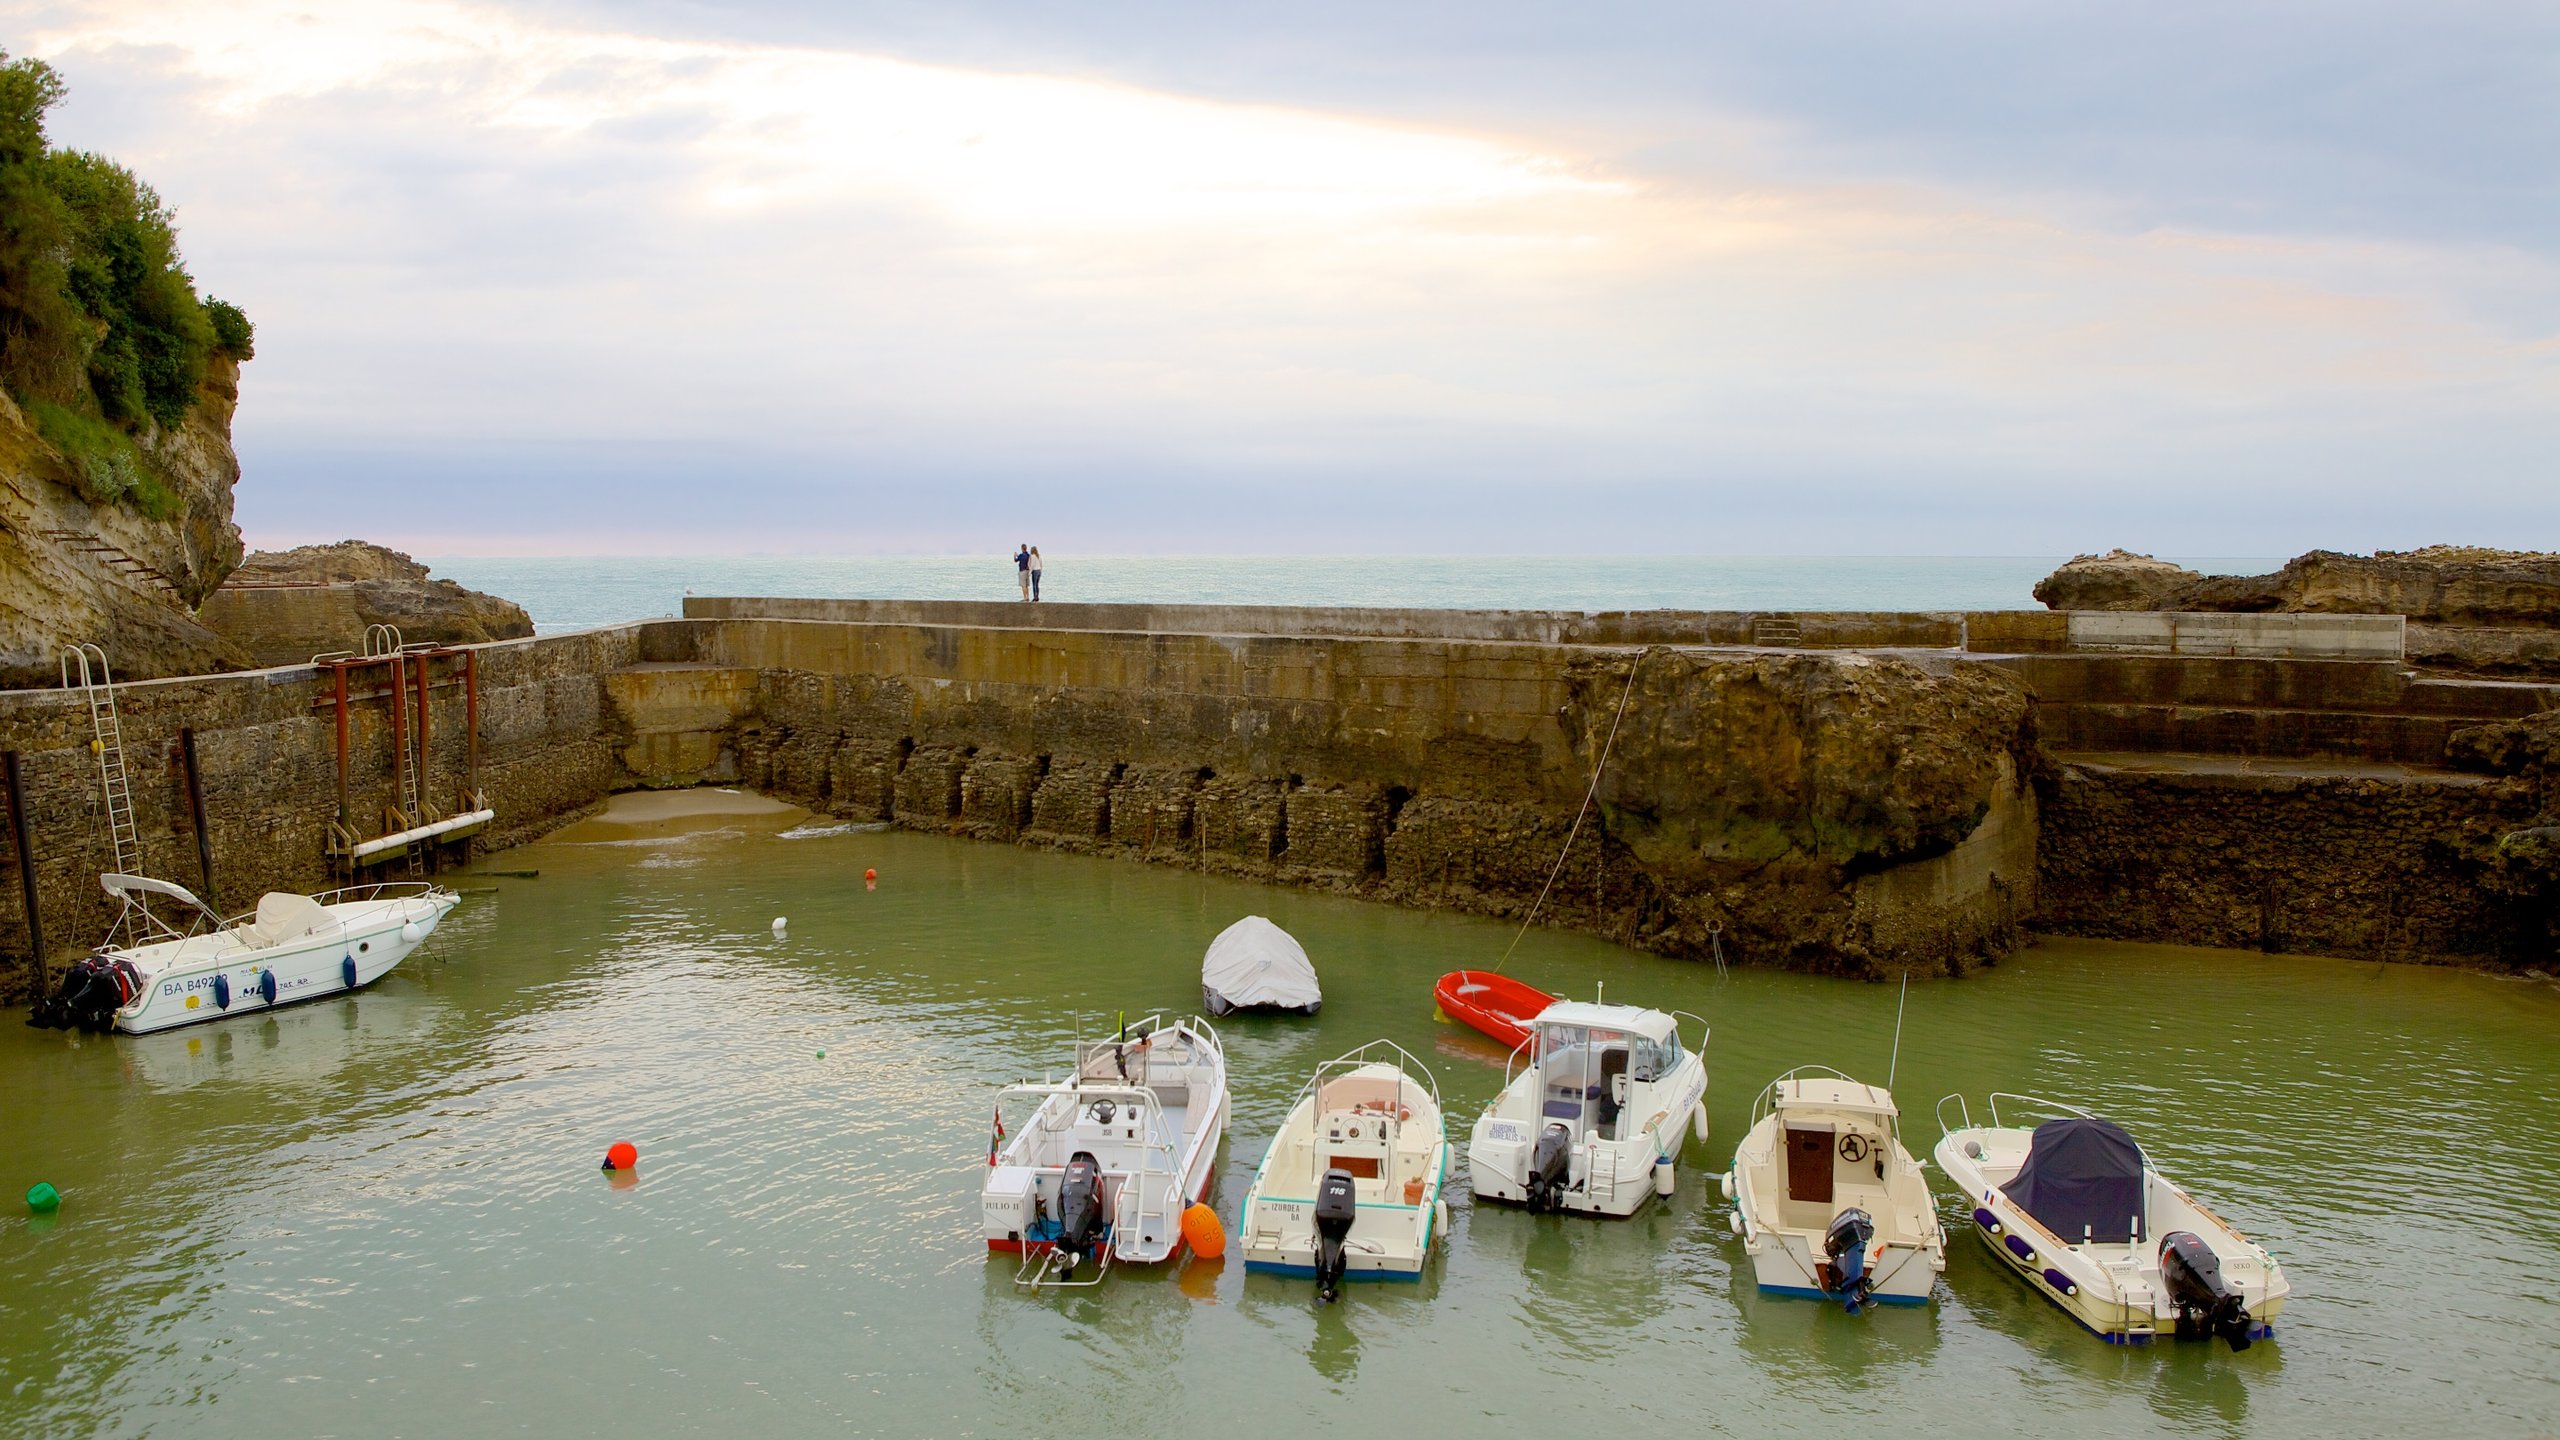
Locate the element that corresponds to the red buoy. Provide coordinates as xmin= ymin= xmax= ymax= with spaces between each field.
xmin=602 ymin=1141 xmax=638 ymax=1170
xmin=864 ymin=868 xmax=878 ymax=891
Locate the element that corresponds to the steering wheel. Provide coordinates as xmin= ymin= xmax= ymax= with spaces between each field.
xmin=1837 ymin=1132 xmax=1871 ymax=1163
xmin=1087 ymin=1099 xmax=1118 ymax=1125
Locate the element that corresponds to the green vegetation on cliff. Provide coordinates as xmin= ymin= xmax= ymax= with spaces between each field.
xmin=0 ymin=48 xmax=249 ymax=507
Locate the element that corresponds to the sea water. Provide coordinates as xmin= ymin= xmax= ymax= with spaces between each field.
xmin=426 ymin=555 xmax=2285 ymax=634
xmin=2 ymin=800 xmax=2553 ymax=1438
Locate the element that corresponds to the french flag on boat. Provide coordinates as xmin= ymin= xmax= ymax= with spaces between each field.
xmin=988 ymin=1104 xmax=1005 ymax=1166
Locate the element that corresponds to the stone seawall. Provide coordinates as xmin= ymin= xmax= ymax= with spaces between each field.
xmin=5 ymin=599 xmax=2550 ymax=1001
xmin=622 ymin=616 xmax=2039 ymax=978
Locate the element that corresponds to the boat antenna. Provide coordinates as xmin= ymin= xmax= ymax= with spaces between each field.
xmin=1495 ymin=648 xmax=1645 ymax=974
xmin=1887 ymin=969 xmax=1911 ymax=1089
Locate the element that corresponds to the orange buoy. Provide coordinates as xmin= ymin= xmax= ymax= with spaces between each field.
xmin=1180 ymin=1202 xmax=1226 ymax=1260
xmin=602 ymin=1141 xmax=638 ymax=1170
xmin=864 ymin=867 xmax=878 ymax=891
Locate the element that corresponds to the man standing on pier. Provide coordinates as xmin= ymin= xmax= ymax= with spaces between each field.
xmin=1014 ymin=543 xmax=1031 ymax=600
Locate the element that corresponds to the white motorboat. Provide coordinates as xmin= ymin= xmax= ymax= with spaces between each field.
xmin=1240 ymin=1040 xmax=1452 ymax=1300
xmin=1934 ymin=1093 xmax=2290 ymax=1349
xmin=1722 ymin=1068 xmax=1945 ymax=1310
xmin=1200 ymin=915 xmax=1321 ymax=1016
xmin=982 ymin=1015 xmax=1231 ymax=1286
xmin=1468 ymin=998 xmax=1708 ymax=1217
xmin=29 ymin=874 xmax=459 ymax=1035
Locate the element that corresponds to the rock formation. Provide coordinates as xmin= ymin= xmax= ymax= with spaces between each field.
xmin=2035 ymin=547 xmax=2560 ymax=675
xmin=1582 ymin=648 xmax=2038 ymax=975
xmin=197 ymin=540 xmax=534 ymax=665
xmin=0 ymin=365 xmax=252 ymax=688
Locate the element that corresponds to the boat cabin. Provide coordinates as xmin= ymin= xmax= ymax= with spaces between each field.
xmin=1528 ymin=1002 xmax=1686 ymax=1145
xmin=1766 ymin=1075 xmax=1914 ymax=1231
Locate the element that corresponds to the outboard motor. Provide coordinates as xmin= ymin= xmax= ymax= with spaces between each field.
xmin=1054 ymin=1153 xmax=1105 ymax=1281
xmin=29 ymin=956 xmax=131 ymax=1033
xmin=2159 ymin=1231 xmax=2253 ymax=1351
xmin=1312 ymin=1167 xmax=1359 ymax=1302
xmin=1524 ymin=1123 xmax=1574 ymax=1212
xmin=1822 ymin=1207 xmax=1878 ymax=1314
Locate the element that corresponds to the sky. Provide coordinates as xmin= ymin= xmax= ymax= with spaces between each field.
xmin=8 ymin=0 xmax=2555 ymax=555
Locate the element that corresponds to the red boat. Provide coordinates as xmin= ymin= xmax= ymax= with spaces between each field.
xmin=1434 ymin=970 xmax=1557 ymax=1051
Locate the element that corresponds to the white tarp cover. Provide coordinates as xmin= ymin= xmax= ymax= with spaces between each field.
xmin=1200 ymin=915 xmax=1322 ymax=1015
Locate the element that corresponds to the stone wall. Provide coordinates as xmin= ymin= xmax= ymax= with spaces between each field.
xmin=2034 ymin=758 xmax=2540 ymax=961
xmin=0 ymin=627 xmax=638 ymax=998
xmin=610 ymin=616 xmax=2038 ymax=978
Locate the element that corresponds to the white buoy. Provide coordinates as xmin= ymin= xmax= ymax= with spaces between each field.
xmin=400 ymin=921 xmax=423 ymax=944
xmin=771 ymin=917 xmax=788 ymax=936
xmin=1653 ymin=1157 xmax=1676 ymax=1197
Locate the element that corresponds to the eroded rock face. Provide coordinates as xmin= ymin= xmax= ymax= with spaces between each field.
xmin=229 ymin=539 xmax=431 ymax=585
xmin=0 ymin=371 xmax=251 ymax=688
xmin=1577 ymin=648 xmax=2039 ymax=975
xmin=2446 ymin=710 xmax=2560 ymax=946
xmin=198 ymin=541 xmax=535 ymax=664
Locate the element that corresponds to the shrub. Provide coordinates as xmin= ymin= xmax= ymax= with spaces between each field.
xmin=0 ymin=49 xmax=243 ymax=506
xmin=203 ymin=296 xmax=253 ymax=360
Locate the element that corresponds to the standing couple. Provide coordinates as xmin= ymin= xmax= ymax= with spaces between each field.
xmin=1014 ymin=543 xmax=1043 ymax=601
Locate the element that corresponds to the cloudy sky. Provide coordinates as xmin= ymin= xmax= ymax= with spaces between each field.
xmin=10 ymin=1 xmax=2555 ymax=554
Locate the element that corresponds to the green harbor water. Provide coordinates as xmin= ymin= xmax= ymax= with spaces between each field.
xmin=3 ymin=799 xmax=2557 ymax=1437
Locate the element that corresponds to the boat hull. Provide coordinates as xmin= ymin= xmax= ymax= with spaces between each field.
xmin=1433 ymin=970 xmax=1552 ymax=1051
xmin=1936 ymin=1125 xmax=2287 ymax=1345
xmin=114 ymin=893 xmax=457 ymax=1035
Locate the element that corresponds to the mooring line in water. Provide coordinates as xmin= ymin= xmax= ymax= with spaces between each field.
xmin=1495 ymin=647 xmax=1645 ymax=973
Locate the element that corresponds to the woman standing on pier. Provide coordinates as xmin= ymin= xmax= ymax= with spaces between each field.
xmin=1030 ymin=547 xmax=1043 ymax=601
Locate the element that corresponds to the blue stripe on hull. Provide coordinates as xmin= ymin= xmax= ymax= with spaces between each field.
xmin=1243 ymin=1261 xmax=1424 ymax=1282
xmin=1756 ymin=1283 xmax=1929 ymax=1306
xmin=1970 ymin=1233 xmax=2275 ymax=1345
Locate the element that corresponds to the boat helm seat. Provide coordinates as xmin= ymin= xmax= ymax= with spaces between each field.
xmin=240 ymin=892 xmax=334 ymax=947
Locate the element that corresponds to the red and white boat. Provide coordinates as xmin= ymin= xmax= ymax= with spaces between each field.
xmin=1434 ymin=969 xmax=1557 ymax=1051
xmin=981 ymin=1015 xmax=1229 ymax=1287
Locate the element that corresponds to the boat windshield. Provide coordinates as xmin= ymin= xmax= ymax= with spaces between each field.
xmin=1536 ymin=1024 xmax=1638 ymax=1141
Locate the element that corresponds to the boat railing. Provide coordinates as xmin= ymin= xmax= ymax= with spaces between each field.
xmin=1751 ymin=1065 xmax=1892 ymax=1135
xmin=1669 ymin=1009 xmax=1711 ymax=1059
xmin=1301 ymin=1037 xmax=1443 ymax=1114
xmin=205 ymin=880 xmax=450 ymax=933
xmin=1986 ymin=1092 xmax=2103 ymax=1132
xmin=1934 ymin=1092 xmax=1973 ymax=1141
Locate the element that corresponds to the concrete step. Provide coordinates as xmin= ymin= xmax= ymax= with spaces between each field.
xmin=2038 ymin=702 xmax=2469 ymax=765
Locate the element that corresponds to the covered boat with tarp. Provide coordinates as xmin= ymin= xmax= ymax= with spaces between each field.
xmin=1199 ymin=915 xmax=1321 ymax=1017
xmin=1935 ymin=1093 xmax=2290 ymax=1348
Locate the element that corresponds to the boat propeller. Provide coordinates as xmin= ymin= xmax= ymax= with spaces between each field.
xmin=1823 ymin=1207 xmax=1877 ymax=1314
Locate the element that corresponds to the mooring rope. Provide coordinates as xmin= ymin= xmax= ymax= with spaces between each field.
xmin=1495 ymin=647 xmax=1645 ymax=973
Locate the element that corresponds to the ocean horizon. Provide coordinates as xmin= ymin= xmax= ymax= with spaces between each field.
xmin=424 ymin=553 xmax=2285 ymax=634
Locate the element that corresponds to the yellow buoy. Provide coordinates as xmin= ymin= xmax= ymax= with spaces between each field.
xmin=1180 ymin=1202 xmax=1225 ymax=1260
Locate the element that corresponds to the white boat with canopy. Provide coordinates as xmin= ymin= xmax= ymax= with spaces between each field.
xmin=29 ymin=873 xmax=459 ymax=1035
xmin=1934 ymin=1093 xmax=2290 ymax=1349
xmin=1722 ymin=1068 xmax=1945 ymax=1310
xmin=1200 ymin=915 xmax=1321 ymax=1016
xmin=982 ymin=1014 xmax=1231 ymax=1287
xmin=1467 ymin=997 xmax=1709 ymax=1217
xmin=1239 ymin=1040 xmax=1451 ymax=1300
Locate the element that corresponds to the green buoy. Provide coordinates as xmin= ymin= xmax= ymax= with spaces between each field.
xmin=26 ymin=1182 xmax=59 ymax=1214
xmin=816 ymin=1049 xmax=827 ymax=1059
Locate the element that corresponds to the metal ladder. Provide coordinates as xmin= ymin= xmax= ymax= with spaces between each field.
xmin=60 ymin=644 xmax=143 ymax=875
xmin=365 ymin=626 xmax=427 ymax=877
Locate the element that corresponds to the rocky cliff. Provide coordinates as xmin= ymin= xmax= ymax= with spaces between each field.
xmin=197 ymin=540 xmax=535 ymax=664
xmin=0 ymin=363 xmax=249 ymax=687
xmin=2035 ymin=547 xmax=2560 ymax=675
